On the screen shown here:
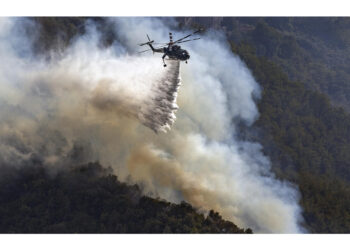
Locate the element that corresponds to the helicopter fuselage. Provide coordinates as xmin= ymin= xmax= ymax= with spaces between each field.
xmin=164 ymin=45 xmax=190 ymax=61
xmin=150 ymin=44 xmax=190 ymax=61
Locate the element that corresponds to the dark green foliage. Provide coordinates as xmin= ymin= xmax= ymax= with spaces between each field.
xmin=235 ymin=18 xmax=350 ymax=111
xmin=231 ymin=42 xmax=350 ymax=233
xmin=0 ymin=163 xmax=249 ymax=233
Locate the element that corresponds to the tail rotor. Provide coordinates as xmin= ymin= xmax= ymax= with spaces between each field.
xmin=139 ymin=34 xmax=154 ymax=47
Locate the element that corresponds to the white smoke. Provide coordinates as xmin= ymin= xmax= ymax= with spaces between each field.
xmin=0 ymin=17 xmax=305 ymax=233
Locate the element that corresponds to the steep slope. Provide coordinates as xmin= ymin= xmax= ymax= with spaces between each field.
xmin=0 ymin=163 xmax=251 ymax=233
xmin=231 ymin=42 xmax=350 ymax=233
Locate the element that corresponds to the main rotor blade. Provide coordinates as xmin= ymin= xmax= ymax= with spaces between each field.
xmin=172 ymin=29 xmax=203 ymax=44
xmin=175 ymin=37 xmax=201 ymax=44
xmin=147 ymin=34 xmax=151 ymax=42
xmin=153 ymin=42 xmax=169 ymax=45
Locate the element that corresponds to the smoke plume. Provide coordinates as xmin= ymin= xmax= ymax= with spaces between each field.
xmin=0 ymin=17 xmax=304 ymax=233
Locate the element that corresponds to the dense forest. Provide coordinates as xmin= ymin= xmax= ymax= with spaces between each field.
xmin=231 ymin=42 xmax=350 ymax=233
xmin=0 ymin=162 xmax=250 ymax=233
xmin=2 ymin=17 xmax=350 ymax=233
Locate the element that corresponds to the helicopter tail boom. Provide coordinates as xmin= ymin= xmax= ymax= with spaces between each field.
xmin=139 ymin=34 xmax=163 ymax=53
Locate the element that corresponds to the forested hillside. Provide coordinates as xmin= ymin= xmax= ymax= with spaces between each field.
xmin=0 ymin=163 xmax=250 ymax=233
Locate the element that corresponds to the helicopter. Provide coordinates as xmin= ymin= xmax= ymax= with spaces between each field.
xmin=138 ymin=29 xmax=203 ymax=67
